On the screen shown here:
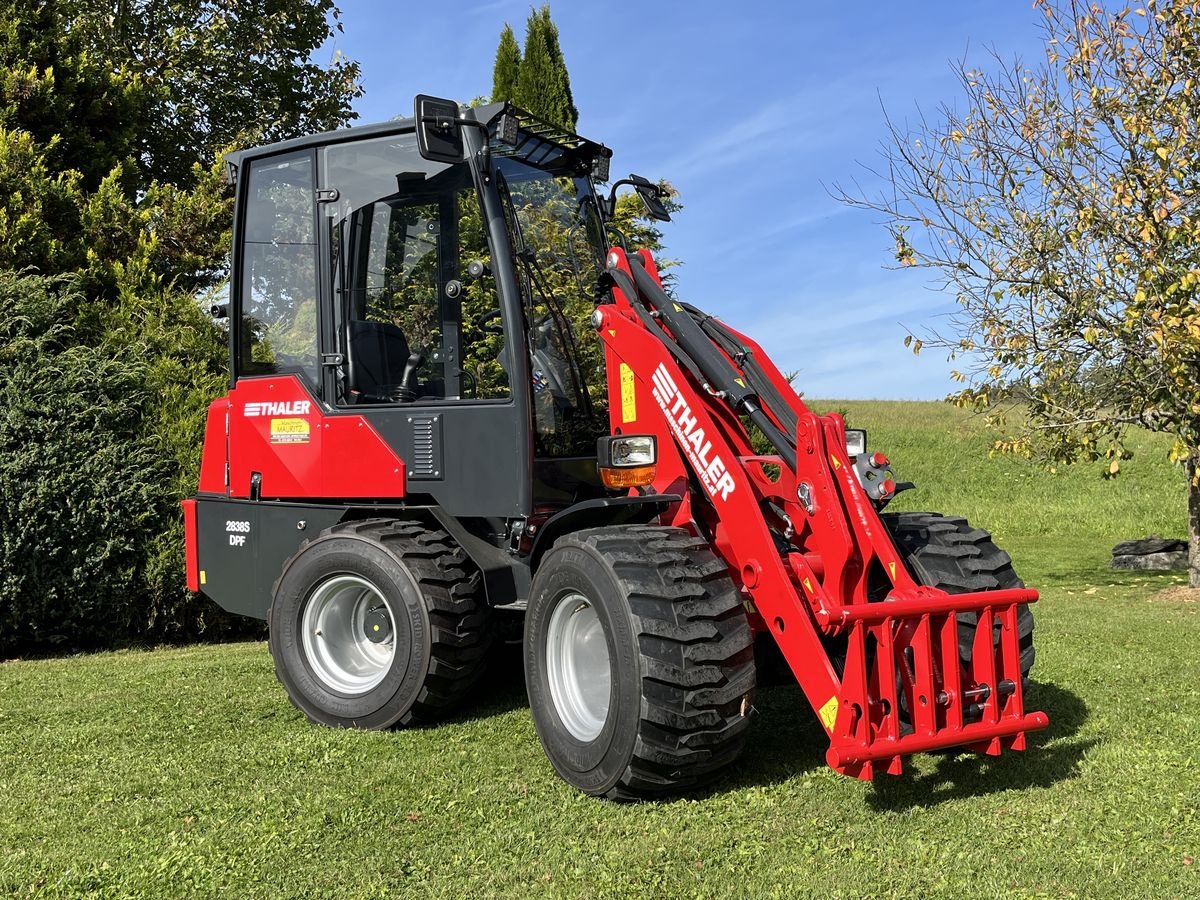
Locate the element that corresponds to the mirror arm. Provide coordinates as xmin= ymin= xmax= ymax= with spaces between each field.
xmin=605 ymin=175 xmax=672 ymax=224
xmin=605 ymin=177 xmax=637 ymax=217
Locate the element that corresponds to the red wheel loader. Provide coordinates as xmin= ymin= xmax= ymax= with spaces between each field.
xmin=183 ymin=96 xmax=1046 ymax=799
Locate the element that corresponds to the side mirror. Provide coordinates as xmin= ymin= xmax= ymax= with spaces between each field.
xmin=414 ymin=94 xmax=465 ymax=163
xmin=603 ymin=174 xmax=672 ymax=224
xmin=631 ymin=176 xmax=671 ymax=222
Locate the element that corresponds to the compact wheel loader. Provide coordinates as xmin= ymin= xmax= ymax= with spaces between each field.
xmin=184 ymin=96 xmax=1046 ymax=800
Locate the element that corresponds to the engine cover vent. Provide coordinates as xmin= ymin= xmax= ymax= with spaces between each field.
xmin=406 ymin=414 xmax=443 ymax=480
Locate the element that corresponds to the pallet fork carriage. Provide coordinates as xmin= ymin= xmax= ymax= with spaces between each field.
xmin=184 ymin=96 xmax=1047 ymax=798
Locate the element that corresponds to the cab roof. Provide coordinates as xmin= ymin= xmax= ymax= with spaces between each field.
xmin=224 ymin=102 xmax=610 ymax=180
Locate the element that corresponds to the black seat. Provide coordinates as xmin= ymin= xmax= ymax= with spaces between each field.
xmin=347 ymin=320 xmax=411 ymax=401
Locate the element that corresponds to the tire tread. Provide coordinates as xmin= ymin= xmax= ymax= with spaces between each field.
xmin=553 ymin=524 xmax=754 ymax=801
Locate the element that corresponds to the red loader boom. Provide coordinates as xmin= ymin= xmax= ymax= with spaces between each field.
xmin=596 ymin=248 xmax=1047 ymax=779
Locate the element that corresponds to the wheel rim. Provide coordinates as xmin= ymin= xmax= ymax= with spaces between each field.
xmin=301 ymin=574 xmax=397 ymax=695
xmin=545 ymin=592 xmax=612 ymax=741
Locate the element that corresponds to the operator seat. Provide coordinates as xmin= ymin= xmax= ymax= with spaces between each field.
xmin=347 ymin=319 xmax=413 ymax=402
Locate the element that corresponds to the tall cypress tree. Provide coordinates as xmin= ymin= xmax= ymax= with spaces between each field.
xmin=537 ymin=7 xmax=578 ymax=131
xmin=513 ymin=5 xmax=576 ymax=131
xmin=491 ymin=23 xmax=521 ymax=103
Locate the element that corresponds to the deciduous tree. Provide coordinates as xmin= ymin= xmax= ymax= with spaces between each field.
xmin=0 ymin=1 xmax=362 ymax=652
xmin=840 ymin=0 xmax=1200 ymax=586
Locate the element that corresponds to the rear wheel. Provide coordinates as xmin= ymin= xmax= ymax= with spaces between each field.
xmin=882 ymin=512 xmax=1035 ymax=678
xmin=268 ymin=519 xmax=491 ymax=729
xmin=524 ymin=525 xmax=756 ymax=800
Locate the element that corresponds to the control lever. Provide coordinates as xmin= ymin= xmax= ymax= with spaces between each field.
xmin=395 ymin=351 xmax=424 ymax=402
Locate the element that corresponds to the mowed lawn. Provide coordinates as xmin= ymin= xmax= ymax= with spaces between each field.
xmin=2 ymin=401 xmax=1197 ymax=898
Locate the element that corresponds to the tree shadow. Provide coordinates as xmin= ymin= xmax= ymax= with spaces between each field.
xmin=865 ymin=681 xmax=1095 ymax=811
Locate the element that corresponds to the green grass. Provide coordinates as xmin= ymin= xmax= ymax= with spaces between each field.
xmin=2 ymin=401 xmax=1198 ymax=898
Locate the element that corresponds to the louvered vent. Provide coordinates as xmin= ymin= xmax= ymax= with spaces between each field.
xmin=406 ymin=414 xmax=442 ymax=479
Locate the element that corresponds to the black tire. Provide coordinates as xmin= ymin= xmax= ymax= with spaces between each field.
xmin=524 ymin=525 xmax=756 ymax=801
xmin=882 ymin=512 xmax=1035 ymax=678
xmin=268 ymin=519 xmax=491 ymax=729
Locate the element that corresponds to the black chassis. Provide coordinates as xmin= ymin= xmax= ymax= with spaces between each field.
xmin=193 ymin=493 xmax=679 ymax=620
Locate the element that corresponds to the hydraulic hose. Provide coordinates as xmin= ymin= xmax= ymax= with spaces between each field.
xmin=622 ymin=261 xmax=797 ymax=470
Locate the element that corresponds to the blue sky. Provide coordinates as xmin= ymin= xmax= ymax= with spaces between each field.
xmin=329 ymin=1 xmax=1048 ymax=399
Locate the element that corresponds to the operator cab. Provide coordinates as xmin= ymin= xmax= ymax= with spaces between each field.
xmin=224 ymin=102 xmax=616 ymax=519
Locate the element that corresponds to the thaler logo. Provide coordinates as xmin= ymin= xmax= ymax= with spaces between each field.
xmin=244 ymin=400 xmax=311 ymax=417
xmin=650 ymin=364 xmax=736 ymax=501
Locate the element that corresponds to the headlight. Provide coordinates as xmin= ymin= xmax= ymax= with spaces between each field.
xmin=845 ymin=429 xmax=867 ymax=458
xmin=597 ymin=435 xmax=657 ymax=489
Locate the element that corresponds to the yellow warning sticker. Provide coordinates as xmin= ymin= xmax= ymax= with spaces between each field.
xmin=620 ymin=363 xmax=637 ymax=423
xmin=673 ymin=303 xmax=684 ymax=312
xmin=818 ymin=696 xmax=839 ymax=731
xmin=734 ymin=377 xmax=745 ymax=387
xmin=830 ymin=454 xmax=841 ymax=470
xmin=888 ymin=560 xmax=897 ymax=581
xmin=802 ymin=577 xmax=813 ymax=594
xmin=270 ymin=417 xmax=310 ymax=444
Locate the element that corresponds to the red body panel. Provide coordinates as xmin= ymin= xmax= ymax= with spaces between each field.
xmin=599 ymin=247 xmax=1048 ymax=780
xmin=217 ymin=375 xmax=406 ymax=500
xmin=181 ymin=498 xmax=199 ymax=592
xmin=198 ymin=399 xmax=230 ymax=494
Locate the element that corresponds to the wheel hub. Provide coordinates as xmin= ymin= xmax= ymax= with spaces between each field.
xmin=545 ymin=592 xmax=611 ymax=742
xmin=363 ymin=606 xmax=392 ymax=643
xmin=301 ymin=575 xmax=397 ymax=695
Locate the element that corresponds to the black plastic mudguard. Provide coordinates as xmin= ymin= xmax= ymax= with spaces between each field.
xmin=528 ymin=493 xmax=683 ymax=571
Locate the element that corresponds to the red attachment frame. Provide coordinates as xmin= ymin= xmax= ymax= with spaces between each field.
xmin=597 ymin=247 xmax=1048 ymax=780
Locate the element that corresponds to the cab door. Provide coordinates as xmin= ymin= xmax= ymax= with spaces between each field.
xmin=319 ymin=131 xmax=530 ymax=517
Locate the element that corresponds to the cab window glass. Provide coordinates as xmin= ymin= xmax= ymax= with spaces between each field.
xmin=324 ymin=134 xmax=506 ymax=403
xmin=496 ymin=158 xmax=603 ymax=455
xmin=238 ymin=152 xmax=319 ymax=383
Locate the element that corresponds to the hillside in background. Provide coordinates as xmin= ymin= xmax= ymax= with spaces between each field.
xmin=825 ymin=400 xmax=1185 ymax=546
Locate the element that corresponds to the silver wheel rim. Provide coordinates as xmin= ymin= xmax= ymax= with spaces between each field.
xmin=301 ymin=575 xmax=396 ymax=695
xmin=545 ymin=592 xmax=611 ymax=741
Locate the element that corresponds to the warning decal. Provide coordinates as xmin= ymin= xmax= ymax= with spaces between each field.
xmin=818 ymin=696 xmax=839 ymax=731
xmin=619 ymin=363 xmax=637 ymax=423
xmin=270 ymin=417 xmax=310 ymax=444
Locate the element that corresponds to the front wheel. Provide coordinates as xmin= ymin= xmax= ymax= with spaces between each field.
xmin=883 ymin=512 xmax=1036 ymax=679
xmin=524 ymin=525 xmax=756 ymax=801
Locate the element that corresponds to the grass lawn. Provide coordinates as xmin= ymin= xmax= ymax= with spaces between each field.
xmin=2 ymin=401 xmax=1198 ymax=898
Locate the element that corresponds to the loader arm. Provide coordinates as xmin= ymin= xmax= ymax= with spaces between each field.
xmin=595 ymin=246 xmax=1048 ymax=780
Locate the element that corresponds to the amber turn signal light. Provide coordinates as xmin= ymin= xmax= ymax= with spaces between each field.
xmin=597 ymin=435 xmax=657 ymax=490
xmin=599 ymin=464 xmax=657 ymax=489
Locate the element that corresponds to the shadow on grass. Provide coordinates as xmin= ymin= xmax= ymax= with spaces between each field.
xmin=866 ymin=681 xmax=1095 ymax=811
xmin=436 ymin=639 xmax=531 ymax=727
xmin=712 ymin=684 xmax=830 ymax=793
xmin=705 ymin=680 xmax=1093 ymax=804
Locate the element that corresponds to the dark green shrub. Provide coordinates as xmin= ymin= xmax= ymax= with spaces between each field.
xmin=0 ymin=273 xmax=162 ymax=652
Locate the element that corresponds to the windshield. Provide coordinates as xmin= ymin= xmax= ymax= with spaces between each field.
xmin=495 ymin=154 xmax=608 ymax=454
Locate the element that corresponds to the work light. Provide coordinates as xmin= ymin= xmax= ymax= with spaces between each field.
xmin=597 ymin=435 xmax=657 ymax=488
